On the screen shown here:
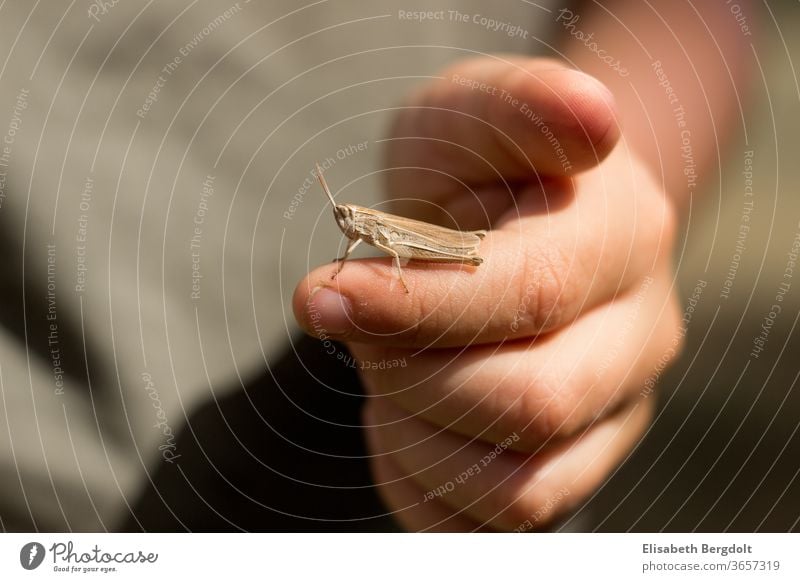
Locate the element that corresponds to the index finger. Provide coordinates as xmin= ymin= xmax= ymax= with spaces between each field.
xmin=292 ymin=161 xmax=669 ymax=348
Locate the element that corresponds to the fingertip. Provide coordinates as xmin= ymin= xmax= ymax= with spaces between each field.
xmin=563 ymin=69 xmax=620 ymax=161
xmin=293 ymin=257 xmax=485 ymax=347
xmin=292 ymin=273 xmax=354 ymax=338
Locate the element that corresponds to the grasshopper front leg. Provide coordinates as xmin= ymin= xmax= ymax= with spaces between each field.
xmin=331 ymin=238 xmax=362 ymax=280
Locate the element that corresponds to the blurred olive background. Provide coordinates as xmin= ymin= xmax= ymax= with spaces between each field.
xmin=583 ymin=2 xmax=800 ymax=532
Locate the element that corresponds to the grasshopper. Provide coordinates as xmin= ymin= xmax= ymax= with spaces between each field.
xmin=316 ymin=163 xmax=486 ymax=293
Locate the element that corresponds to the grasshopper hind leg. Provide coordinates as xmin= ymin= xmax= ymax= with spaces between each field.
xmin=372 ymin=241 xmax=409 ymax=293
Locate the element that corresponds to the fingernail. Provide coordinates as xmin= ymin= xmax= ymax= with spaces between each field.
xmin=306 ymin=287 xmax=352 ymax=336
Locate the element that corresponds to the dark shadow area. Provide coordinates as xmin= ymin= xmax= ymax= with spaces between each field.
xmin=124 ymin=336 xmax=399 ymax=532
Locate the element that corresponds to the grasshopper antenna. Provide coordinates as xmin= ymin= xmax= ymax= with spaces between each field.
xmin=315 ymin=163 xmax=336 ymax=207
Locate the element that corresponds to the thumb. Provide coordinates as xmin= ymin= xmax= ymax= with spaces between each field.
xmin=385 ymin=56 xmax=619 ymax=200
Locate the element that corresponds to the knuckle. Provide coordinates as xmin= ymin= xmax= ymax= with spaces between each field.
xmin=535 ymin=383 xmax=582 ymax=441
xmin=511 ymin=365 xmax=582 ymax=446
xmin=518 ymin=242 xmax=575 ymax=334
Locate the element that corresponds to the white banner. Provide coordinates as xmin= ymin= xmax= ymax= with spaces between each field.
xmin=1 ymin=533 xmax=797 ymax=580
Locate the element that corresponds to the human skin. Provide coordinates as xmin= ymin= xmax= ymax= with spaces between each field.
xmin=293 ymin=2 xmax=752 ymax=531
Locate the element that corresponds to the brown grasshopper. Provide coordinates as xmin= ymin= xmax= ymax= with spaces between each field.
xmin=316 ymin=163 xmax=486 ymax=293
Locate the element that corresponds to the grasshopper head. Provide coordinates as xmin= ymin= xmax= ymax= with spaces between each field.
xmin=334 ymin=204 xmax=357 ymax=238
